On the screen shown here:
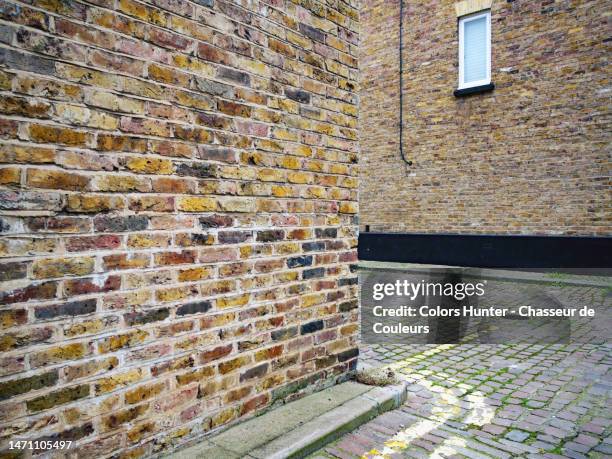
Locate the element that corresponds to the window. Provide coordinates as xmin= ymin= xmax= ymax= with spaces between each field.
xmin=458 ymin=10 xmax=491 ymax=90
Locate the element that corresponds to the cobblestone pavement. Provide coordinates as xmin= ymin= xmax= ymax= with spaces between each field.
xmin=310 ymin=343 xmax=612 ymax=459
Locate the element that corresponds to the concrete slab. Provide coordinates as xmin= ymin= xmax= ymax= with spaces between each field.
xmin=211 ymin=381 xmax=370 ymax=455
xmin=249 ymin=396 xmax=379 ymax=459
xmin=166 ymin=381 xmax=406 ymax=459
xmin=169 ymin=440 xmax=242 ymax=459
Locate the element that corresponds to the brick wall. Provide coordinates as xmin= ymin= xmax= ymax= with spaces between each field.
xmin=0 ymin=0 xmax=359 ymax=456
xmin=360 ymin=0 xmax=610 ymax=235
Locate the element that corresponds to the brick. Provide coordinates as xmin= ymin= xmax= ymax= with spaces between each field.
xmin=120 ymin=117 xmax=171 ymax=137
xmin=0 ymin=326 xmax=54 ymax=352
xmin=103 ymin=253 xmax=149 ymax=270
xmin=56 ymin=151 xmax=117 ymax=172
xmin=224 ymin=386 xmax=251 ymax=403
xmin=178 ymin=266 xmax=214 ymax=282
xmin=0 ymin=309 xmax=27 ymax=329
xmin=36 ymin=422 xmax=94 ymax=445
xmin=27 ymin=384 xmax=89 ymax=412
xmin=96 ymin=134 xmax=147 ymax=152
xmin=0 ymin=262 xmax=27 ymax=282
xmin=150 ymin=140 xmax=193 ymax=158
xmin=95 ymin=175 xmax=151 ymax=192
xmin=127 ymin=233 xmax=171 ymax=249
xmin=218 ymin=231 xmax=251 ymax=244
xmin=94 ymin=215 xmax=148 ymax=232
xmin=175 ymin=232 xmax=214 ymax=247
xmin=64 ymin=318 xmax=119 ymax=339
xmin=176 ymin=301 xmax=212 ymax=316
xmin=128 ymin=196 xmax=175 ymax=212
xmin=157 ymin=285 xmax=197 ymax=303
xmin=64 ymin=275 xmax=120 ymax=296
xmin=216 ymin=294 xmax=250 ymax=309
xmin=200 ymin=344 xmax=233 ymax=364
xmin=104 ymin=290 xmax=151 ymax=310
xmin=0 ymin=167 xmax=21 ymax=185
xmin=271 ymin=326 xmax=298 ymax=341
xmin=35 ymin=299 xmax=96 ymax=320
xmin=125 ymin=382 xmax=165 ymax=405
xmin=337 ymin=347 xmax=359 ymax=362
xmin=177 ymin=196 xmax=217 ymax=212
xmin=256 ymin=230 xmax=284 ymax=242
xmin=97 ymin=332 xmax=148 ymax=355
xmin=240 ymin=363 xmax=268 ymax=382
xmin=301 ymin=320 xmax=324 ymax=335
xmin=219 ymin=198 xmax=255 ymax=213
xmin=127 ymin=422 xmax=157 ymax=443
xmin=101 ymin=403 xmax=149 ymax=430
xmin=124 ymin=308 xmax=170 ymax=326
xmin=31 ymin=342 xmax=88 ymax=368
xmin=200 ymin=312 xmax=235 ymax=330
xmin=285 ymin=88 xmax=311 ymax=104
xmin=236 ymin=120 xmax=268 ymax=137
xmin=175 ymin=366 xmax=215 ymax=385
xmin=148 ymin=63 xmax=189 ymax=85
xmin=125 ymin=157 xmax=174 ymax=175
xmin=197 ymin=146 xmax=236 ymax=163
xmin=0 ymin=281 xmax=57 ymax=305
xmin=0 ymin=190 xmax=63 ymax=211
xmin=0 ymin=48 xmax=56 ymax=75
xmin=302 ymin=242 xmax=325 ymax=253
xmin=304 ymin=267 xmax=325 ymax=279
xmin=218 ymin=356 xmax=251 ymax=374
xmin=66 ymin=235 xmax=121 ymax=252
xmin=339 ymin=300 xmax=358 ymax=312
xmin=0 ymin=370 xmax=58 ymax=401
xmin=0 ymin=144 xmax=54 ymax=164
xmin=218 ymin=100 xmax=252 ymax=117
xmin=152 ymin=177 xmax=195 ymax=194
xmin=32 ymin=257 xmax=95 ymax=279
xmin=255 ymin=345 xmax=283 ymax=362
xmin=154 ymin=250 xmax=196 ymax=266
xmin=299 ymin=24 xmax=325 ymax=43
xmin=29 ymin=124 xmax=89 ymax=146
xmin=66 ymin=194 xmax=125 ymax=212
xmin=216 ymin=67 xmax=250 ymax=86
xmin=176 ymin=162 xmax=216 ymax=178
xmin=287 ymin=255 xmax=313 ymax=268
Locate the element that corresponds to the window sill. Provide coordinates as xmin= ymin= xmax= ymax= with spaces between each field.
xmin=454 ymin=83 xmax=495 ymax=97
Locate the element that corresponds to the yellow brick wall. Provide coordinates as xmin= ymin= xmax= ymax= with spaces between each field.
xmin=0 ymin=0 xmax=359 ymax=456
xmin=360 ymin=0 xmax=610 ymax=235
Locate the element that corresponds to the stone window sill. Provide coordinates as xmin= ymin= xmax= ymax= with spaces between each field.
xmin=454 ymin=83 xmax=495 ymax=97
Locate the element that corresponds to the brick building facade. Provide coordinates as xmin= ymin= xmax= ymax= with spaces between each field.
xmin=0 ymin=0 xmax=359 ymax=456
xmin=361 ymin=0 xmax=610 ymax=235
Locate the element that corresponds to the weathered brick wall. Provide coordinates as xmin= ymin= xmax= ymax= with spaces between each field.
xmin=0 ymin=0 xmax=359 ymax=456
xmin=361 ymin=0 xmax=610 ymax=235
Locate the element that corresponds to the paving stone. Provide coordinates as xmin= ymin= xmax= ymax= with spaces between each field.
xmin=574 ymin=433 xmax=600 ymax=447
xmin=504 ymin=430 xmax=530 ymax=442
xmin=563 ymin=441 xmax=591 ymax=454
xmin=593 ymin=443 xmax=612 ymax=454
xmin=312 ymin=339 xmax=610 ymax=459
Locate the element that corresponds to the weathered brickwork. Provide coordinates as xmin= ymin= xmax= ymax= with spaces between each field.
xmin=0 ymin=0 xmax=359 ymax=456
xmin=361 ymin=0 xmax=610 ymax=235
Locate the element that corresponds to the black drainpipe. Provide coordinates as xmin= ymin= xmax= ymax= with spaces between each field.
xmin=399 ymin=0 xmax=413 ymax=167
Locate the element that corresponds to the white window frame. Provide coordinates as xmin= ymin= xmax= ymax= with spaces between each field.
xmin=458 ymin=10 xmax=491 ymax=90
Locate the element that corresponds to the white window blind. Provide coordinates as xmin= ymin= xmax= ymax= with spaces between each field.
xmin=459 ymin=11 xmax=491 ymax=89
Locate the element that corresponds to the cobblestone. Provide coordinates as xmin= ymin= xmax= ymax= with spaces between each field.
xmin=311 ymin=343 xmax=611 ymax=458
